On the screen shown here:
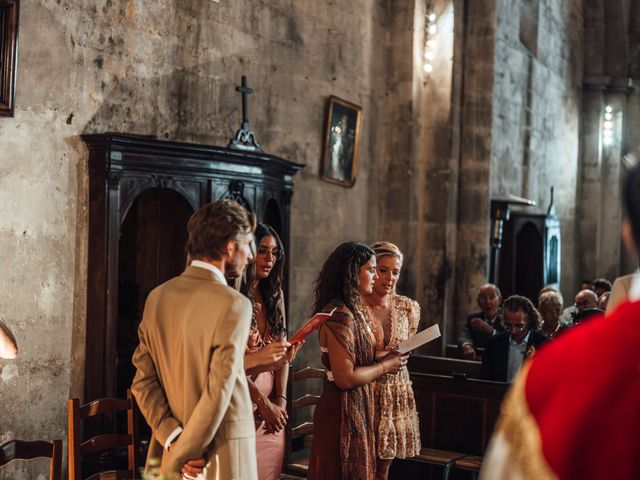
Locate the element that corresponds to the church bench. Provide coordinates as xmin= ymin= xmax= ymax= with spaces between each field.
xmin=390 ymin=372 xmax=508 ymax=479
xmin=408 ymin=354 xmax=482 ymax=379
xmin=445 ymin=344 xmax=485 ymax=360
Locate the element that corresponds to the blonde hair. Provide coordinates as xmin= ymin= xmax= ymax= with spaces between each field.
xmin=539 ymin=290 xmax=563 ymax=309
xmin=370 ymin=241 xmax=403 ymax=264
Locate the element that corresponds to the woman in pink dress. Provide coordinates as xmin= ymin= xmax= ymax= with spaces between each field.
xmin=242 ymin=223 xmax=296 ymax=480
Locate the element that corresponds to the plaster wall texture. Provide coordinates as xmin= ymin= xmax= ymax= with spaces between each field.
xmin=451 ymin=0 xmax=497 ymax=333
xmin=0 ymin=1 xmax=389 ymax=477
xmin=491 ymin=0 xmax=583 ymax=302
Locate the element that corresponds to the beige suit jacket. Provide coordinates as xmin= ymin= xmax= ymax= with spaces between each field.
xmin=607 ymin=274 xmax=636 ymax=314
xmin=131 ymin=266 xmax=258 ymax=480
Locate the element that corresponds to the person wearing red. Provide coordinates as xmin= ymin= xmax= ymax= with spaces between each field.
xmin=480 ymin=165 xmax=640 ymax=479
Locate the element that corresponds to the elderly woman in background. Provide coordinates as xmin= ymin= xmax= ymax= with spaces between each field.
xmin=309 ymin=242 xmax=408 ymax=480
xmin=364 ymin=242 xmax=421 ymax=480
xmin=538 ymin=290 xmax=568 ymax=339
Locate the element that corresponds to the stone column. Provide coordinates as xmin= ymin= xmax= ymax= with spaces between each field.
xmin=450 ymin=0 xmax=497 ymax=343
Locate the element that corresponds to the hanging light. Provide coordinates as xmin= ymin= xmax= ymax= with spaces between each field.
xmin=424 ymin=2 xmax=437 ymax=80
xmin=603 ymin=105 xmax=614 ymax=147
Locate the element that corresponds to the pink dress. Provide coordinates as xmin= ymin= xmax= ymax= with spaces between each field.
xmin=247 ymin=326 xmax=285 ymax=480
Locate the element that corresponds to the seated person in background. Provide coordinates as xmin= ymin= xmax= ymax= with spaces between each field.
xmin=572 ymin=289 xmax=598 ymax=322
xmin=559 ymin=279 xmax=594 ymax=325
xmin=597 ymin=291 xmax=610 ymax=310
xmin=480 ymin=164 xmax=640 ymax=480
xmin=592 ymin=278 xmax=612 ymax=298
xmin=573 ymin=307 xmax=604 ymax=325
xmin=538 ymin=291 xmax=568 ymax=339
xmin=458 ymin=283 xmax=504 ymax=360
xmin=481 ymin=295 xmax=548 ymax=383
xmin=578 ymin=279 xmax=594 ymax=292
xmin=537 ymin=285 xmax=560 ymax=299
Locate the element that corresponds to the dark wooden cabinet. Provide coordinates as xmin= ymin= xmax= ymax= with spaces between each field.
xmin=82 ymin=133 xmax=304 ymax=402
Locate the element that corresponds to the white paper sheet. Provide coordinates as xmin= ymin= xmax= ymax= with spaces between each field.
xmin=396 ymin=323 xmax=441 ymax=354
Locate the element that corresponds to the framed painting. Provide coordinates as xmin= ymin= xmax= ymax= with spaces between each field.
xmin=0 ymin=0 xmax=19 ymax=117
xmin=544 ymin=215 xmax=561 ymax=287
xmin=320 ymin=96 xmax=363 ymax=187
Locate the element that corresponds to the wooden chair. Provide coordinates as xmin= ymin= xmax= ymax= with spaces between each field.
xmin=68 ymin=390 xmax=139 ymax=480
xmin=0 ymin=439 xmax=62 ymax=480
xmin=282 ymin=366 xmax=325 ymax=479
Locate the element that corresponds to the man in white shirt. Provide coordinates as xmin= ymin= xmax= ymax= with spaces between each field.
xmin=480 ymin=295 xmax=548 ymax=383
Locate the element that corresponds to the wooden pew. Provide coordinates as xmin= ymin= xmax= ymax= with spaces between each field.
xmin=408 ymin=355 xmax=482 ymax=379
xmin=390 ymin=371 xmax=508 ymax=479
xmin=445 ymin=344 xmax=485 ymax=360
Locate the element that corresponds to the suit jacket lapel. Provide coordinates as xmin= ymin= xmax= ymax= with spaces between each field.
xmin=498 ymin=334 xmax=510 ymax=381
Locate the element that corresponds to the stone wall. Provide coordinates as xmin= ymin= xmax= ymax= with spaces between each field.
xmin=491 ymin=0 xmax=583 ymax=302
xmin=0 ymin=1 xmax=390 ymax=477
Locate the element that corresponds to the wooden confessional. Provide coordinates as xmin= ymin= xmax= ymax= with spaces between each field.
xmin=82 ymin=133 xmax=303 ymax=402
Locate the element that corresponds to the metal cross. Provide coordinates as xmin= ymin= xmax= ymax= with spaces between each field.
xmin=228 ymin=75 xmax=262 ymax=151
xmin=236 ymin=76 xmax=253 ymax=125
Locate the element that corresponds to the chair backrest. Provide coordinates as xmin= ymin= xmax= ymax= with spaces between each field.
xmin=284 ymin=366 xmax=325 ymax=476
xmin=68 ymin=390 xmax=138 ymax=480
xmin=0 ymin=439 xmax=62 ymax=480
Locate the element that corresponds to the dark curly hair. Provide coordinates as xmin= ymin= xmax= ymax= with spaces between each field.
xmin=313 ymin=242 xmax=375 ymax=314
xmin=503 ymin=295 xmax=540 ymax=331
xmin=241 ymin=223 xmax=286 ymax=338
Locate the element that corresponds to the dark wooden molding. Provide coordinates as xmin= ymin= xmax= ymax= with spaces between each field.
xmin=0 ymin=0 xmax=19 ymax=117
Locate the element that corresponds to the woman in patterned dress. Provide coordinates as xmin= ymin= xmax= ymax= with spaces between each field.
xmin=242 ymin=223 xmax=300 ymax=480
xmin=364 ymin=241 xmax=421 ymax=480
xmin=309 ymin=242 xmax=409 ymax=480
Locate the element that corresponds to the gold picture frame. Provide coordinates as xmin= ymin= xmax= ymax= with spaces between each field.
xmin=320 ymin=96 xmax=363 ymax=187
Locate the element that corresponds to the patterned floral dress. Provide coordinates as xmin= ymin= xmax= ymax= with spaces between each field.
xmin=309 ymin=304 xmax=378 ymax=480
xmin=370 ymin=294 xmax=421 ymax=459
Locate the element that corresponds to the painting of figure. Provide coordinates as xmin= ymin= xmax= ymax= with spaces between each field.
xmin=321 ymin=96 xmax=362 ymax=187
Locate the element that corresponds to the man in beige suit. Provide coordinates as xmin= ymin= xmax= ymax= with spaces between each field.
xmin=132 ymin=199 xmax=258 ymax=479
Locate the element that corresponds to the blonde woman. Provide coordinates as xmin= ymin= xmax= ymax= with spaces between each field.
xmin=364 ymin=241 xmax=421 ymax=480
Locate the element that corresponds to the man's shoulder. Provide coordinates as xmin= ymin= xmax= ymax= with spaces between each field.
xmin=613 ymin=273 xmax=636 ymax=286
xmin=194 ymin=279 xmax=250 ymax=307
xmin=610 ymin=273 xmax=635 ymax=296
xmin=154 ymin=273 xmax=249 ymax=309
